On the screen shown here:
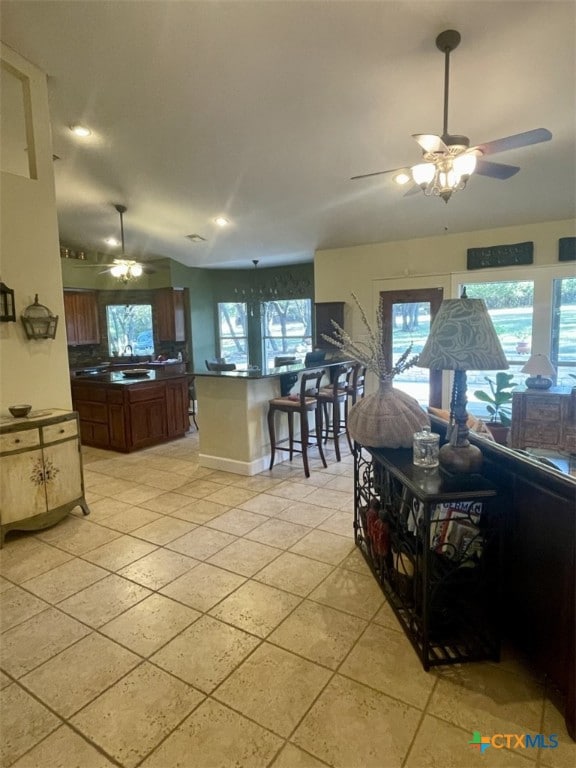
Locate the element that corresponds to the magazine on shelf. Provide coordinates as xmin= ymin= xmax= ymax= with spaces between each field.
xmin=429 ymin=500 xmax=483 ymax=557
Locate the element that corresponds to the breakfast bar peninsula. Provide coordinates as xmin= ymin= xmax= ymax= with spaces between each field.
xmin=194 ymin=360 xmax=347 ymax=476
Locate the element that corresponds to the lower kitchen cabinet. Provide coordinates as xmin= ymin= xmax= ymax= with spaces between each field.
xmin=71 ymin=372 xmax=191 ymax=452
xmin=0 ymin=410 xmax=90 ymax=546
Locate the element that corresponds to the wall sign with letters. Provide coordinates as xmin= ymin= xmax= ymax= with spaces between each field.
xmin=558 ymin=237 xmax=576 ymax=262
xmin=466 ymin=241 xmax=534 ymax=270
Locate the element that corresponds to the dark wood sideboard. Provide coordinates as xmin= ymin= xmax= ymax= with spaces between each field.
xmin=430 ymin=415 xmax=576 ymax=741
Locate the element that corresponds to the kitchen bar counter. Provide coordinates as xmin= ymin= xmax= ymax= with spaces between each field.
xmin=194 ymin=360 xmax=349 ymax=475
xmin=71 ymin=370 xmax=191 ymax=452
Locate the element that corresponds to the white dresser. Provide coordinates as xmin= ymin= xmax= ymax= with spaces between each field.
xmin=0 ymin=409 xmax=89 ymax=546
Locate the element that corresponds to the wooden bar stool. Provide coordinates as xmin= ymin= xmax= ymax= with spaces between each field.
xmin=317 ymin=363 xmax=355 ymax=461
xmin=267 ymin=370 xmax=327 ymax=478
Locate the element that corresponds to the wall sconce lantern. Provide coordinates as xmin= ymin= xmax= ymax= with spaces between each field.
xmin=21 ymin=294 xmax=59 ymax=339
xmin=0 ymin=281 xmax=16 ymax=322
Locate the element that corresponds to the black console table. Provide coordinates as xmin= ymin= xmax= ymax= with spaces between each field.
xmin=354 ymin=445 xmax=501 ymax=670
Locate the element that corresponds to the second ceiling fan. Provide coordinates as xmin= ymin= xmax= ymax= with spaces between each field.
xmin=351 ymin=29 xmax=552 ymax=202
xmin=74 ymin=204 xmax=158 ymax=282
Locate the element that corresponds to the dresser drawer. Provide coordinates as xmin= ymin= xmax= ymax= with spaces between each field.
xmin=524 ymin=397 xmax=561 ymax=421
xmin=43 ymin=419 xmax=79 ymax=444
xmin=0 ymin=428 xmax=41 ymax=454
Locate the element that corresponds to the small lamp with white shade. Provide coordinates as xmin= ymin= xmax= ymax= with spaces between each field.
xmin=521 ymin=353 xmax=556 ymax=390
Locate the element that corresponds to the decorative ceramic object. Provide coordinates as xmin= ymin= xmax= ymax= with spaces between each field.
xmin=348 ymin=380 xmax=429 ymax=448
xmin=322 ymin=293 xmax=429 ymax=448
xmin=8 ymin=404 xmax=32 ymax=418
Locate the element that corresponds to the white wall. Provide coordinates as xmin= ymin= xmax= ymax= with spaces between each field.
xmin=0 ymin=44 xmax=71 ymax=412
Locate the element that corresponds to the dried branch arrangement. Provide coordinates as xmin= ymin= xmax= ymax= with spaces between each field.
xmin=322 ymin=293 xmax=419 ymax=381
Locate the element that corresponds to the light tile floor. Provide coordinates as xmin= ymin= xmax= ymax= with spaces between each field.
xmin=1 ymin=430 xmax=574 ymax=768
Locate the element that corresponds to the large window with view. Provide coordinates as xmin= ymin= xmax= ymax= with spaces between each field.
xmin=217 ymin=302 xmax=248 ymax=367
xmin=106 ymin=304 xmax=154 ymax=358
xmin=262 ymin=299 xmax=312 ymax=371
xmin=461 ymin=281 xmax=534 ymax=416
xmin=551 ymin=277 xmax=576 ymax=387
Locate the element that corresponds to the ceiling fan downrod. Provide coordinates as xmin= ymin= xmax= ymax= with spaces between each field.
xmin=436 ymin=29 xmax=461 ymax=141
xmin=114 ymin=203 xmax=127 ymax=255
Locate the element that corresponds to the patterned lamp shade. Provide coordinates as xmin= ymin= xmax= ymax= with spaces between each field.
xmin=418 ymin=297 xmax=508 ymax=371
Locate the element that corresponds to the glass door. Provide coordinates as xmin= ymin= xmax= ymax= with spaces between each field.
xmin=379 ymin=288 xmax=444 ymax=407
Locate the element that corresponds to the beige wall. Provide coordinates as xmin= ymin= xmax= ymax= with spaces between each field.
xmin=0 ymin=44 xmax=71 ymax=412
xmin=315 ymin=218 xmax=575 ymax=334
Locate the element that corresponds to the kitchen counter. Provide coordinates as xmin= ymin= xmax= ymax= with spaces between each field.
xmin=194 ymin=360 xmax=351 ymax=475
xmin=71 ymin=370 xmax=191 ymax=452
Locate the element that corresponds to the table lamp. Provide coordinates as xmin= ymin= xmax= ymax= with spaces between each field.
xmin=418 ymin=289 xmax=508 ymax=474
xmin=521 ymin=353 xmax=556 ymax=390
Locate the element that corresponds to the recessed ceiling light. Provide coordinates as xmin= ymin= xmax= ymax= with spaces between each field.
xmin=70 ymin=124 xmax=91 ymax=137
xmin=186 ymin=234 xmax=207 ymax=243
xmin=214 ymin=216 xmax=230 ymax=227
xmin=105 ymin=237 xmax=120 ymax=247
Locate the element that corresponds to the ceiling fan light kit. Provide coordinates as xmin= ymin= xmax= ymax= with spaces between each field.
xmin=352 ymin=29 xmax=552 ymax=203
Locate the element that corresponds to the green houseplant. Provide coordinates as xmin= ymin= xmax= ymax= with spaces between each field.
xmin=474 ymin=372 xmax=516 ymax=444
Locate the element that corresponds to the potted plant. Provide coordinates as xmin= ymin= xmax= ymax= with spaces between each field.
xmin=473 ymin=372 xmax=516 ymax=444
xmin=515 ymin=331 xmax=530 ymax=355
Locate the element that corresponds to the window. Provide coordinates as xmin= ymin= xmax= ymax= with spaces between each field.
xmin=462 ymin=280 xmax=534 ymax=414
xmin=262 ymin=299 xmax=312 ymax=371
xmin=218 ymin=302 xmax=248 ymax=367
xmin=106 ymin=304 xmax=154 ymax=357
xmin=552 ymin=277 xmax=576 ymax=387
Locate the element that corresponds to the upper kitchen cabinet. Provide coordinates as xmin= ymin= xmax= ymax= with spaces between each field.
xmin=63 ymin=290 xmax=100 ymax=346
xmin=155 ymin=288 xmax=187 ymax=342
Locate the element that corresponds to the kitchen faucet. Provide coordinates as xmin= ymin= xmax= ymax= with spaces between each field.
xmin=123 ymin=345 xmax=133 ymax=357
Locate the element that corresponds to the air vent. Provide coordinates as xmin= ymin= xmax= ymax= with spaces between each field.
xmin=186 ymin=234 xmax=206 ymax=243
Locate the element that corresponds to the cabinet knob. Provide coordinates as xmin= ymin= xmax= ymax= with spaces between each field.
xmin=59 ymin=428 xmax=65 ymax=434
xmin=14 ymin=438 xmax=21 ymax=444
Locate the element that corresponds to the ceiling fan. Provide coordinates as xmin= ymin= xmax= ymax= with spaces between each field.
xmin=73 ymin=204 xmax=157 ymax=281
xmin=351 ymin=29 xmax=552 ymax=202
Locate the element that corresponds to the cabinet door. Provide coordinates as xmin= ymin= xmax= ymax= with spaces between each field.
xmin=64 ymin=291 xmax=100 ymax=345
xmin=156 ymin=288 xmax=186 ymax=342
xmin=0 ymin=447 xmax=47 ymax=524
xmin=166 ymin=379 xmax=189 ymax=437
xmin=129 ymin=400 xmax=167 ymax=450
xmin=63 ymin=291 xmax=78 ymax=345
xmin=74 ymin=291 xmax=100 ymax=344
xmin=43 ymin=439 xmax=83 ymax=510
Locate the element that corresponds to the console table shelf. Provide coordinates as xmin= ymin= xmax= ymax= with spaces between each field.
xmin=354 ymin=445 xmax=501 ymax=670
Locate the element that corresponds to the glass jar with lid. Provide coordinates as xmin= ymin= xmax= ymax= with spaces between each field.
xmin=413 ymin=425 xmax=439 ymax=468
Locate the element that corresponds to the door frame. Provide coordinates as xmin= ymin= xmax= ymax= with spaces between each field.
xmin=379 ymin=287 xmax=444 ymax=407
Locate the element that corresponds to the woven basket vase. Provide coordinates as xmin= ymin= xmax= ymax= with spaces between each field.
xmin=348 ymin=380 xmax=430 ymax=449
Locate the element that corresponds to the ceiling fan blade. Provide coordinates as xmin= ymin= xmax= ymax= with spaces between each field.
xmin=350 ymin=168 xmax=401 ymax=181
xmin=403 ymin=184 xmax=422 ymax=197
xmin=477 ymin=128 xmax=552 ymax=157
xmin=475 ymin=159 xmax=521 ymax=180
xmin=412 ymin=134 xmax=448 ymax=153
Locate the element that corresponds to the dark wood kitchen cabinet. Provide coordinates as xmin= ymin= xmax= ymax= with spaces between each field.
xmin=155 ymin=288 xmax=186 ymax=342
xmin=71 ymin=372 xmax=190 ymax=452
xmin=64 ymin=290 xmax=100 ymax=345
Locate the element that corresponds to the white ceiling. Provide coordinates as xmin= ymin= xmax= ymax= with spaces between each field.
xmin=1 ymin=1 xmax=575 ymax=269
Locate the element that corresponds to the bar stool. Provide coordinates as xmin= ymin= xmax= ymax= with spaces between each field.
xmin=267 ymin=370 xmax=327 ymax=478
xmin=344 ymin=363 xmax=366 ymax=451
xmin=317 ymin=363 xmax=355 ymax=461
xmin=188 ymin=376 xmax=198 ymax=430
